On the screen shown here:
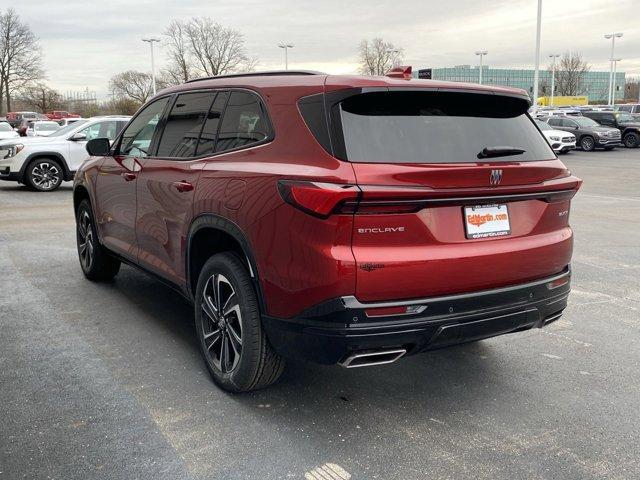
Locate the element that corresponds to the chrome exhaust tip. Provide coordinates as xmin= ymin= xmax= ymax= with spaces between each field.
xmin=338 ymin=348 xmax=407 ymax=368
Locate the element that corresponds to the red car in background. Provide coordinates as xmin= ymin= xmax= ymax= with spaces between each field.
xmin=74 ymin=68 xmax=581 ymax=392
xmin=45 ymin=110 xmax=80 ymax=120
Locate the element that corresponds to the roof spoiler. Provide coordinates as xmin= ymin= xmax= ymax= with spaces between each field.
xmin=386 ymin=66 xmax=412 ymax=80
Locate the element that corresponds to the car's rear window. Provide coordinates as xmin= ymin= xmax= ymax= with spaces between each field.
xmin=338 ymin=91 xmax=554 ymax=163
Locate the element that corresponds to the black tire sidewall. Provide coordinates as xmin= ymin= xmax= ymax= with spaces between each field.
xmin=27 ymin=158 xmax=63 ymax=191
xmin=194 ymin=253 xmax=264 ymax=392
xmin=623 ymin=132 xmax=639 ymax=148
xmin=75 ymin=199 xmax=120 ymax=280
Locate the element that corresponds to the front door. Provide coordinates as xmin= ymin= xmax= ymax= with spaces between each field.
xmin=94 ymin=97 xmax=171 ymax=260
xmin=135 ymin=90 xmax=222 ymax=285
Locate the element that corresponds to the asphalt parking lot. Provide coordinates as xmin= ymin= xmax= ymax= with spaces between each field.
xmin=1 ymin=149 xmax=639 ymax=480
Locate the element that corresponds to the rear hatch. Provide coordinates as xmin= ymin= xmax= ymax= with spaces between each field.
xmin=329 ymin=87 xmax=581 ymax=302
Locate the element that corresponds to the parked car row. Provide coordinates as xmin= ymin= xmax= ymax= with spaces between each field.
xmin=534 ymin=108 xmax=640 ymax=151
xmin=0 ymin=115 xmax=130 ymax=191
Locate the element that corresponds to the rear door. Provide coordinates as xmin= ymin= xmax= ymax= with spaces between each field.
xmin=327 ymin=88 xmax=580 ymax=302
xmin=135 ymin=90 xmax=222 ymax=284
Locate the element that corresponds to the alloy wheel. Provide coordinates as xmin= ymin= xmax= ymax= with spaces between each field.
xmin=31 ymin=162 xmax=60 ymax=190
xmin=200 ymin=273 xmax=243 ymax=373
xmin=77 ymin=210 xmax=94 ymax=271
xmin=624 ymin=134 xmax=638 ymax=148
xmin=581 ymin=137 xmax=594 ymax=151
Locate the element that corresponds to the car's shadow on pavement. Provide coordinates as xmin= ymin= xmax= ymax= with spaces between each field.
xmin=107 ymin=265 xmax=512 ymax=412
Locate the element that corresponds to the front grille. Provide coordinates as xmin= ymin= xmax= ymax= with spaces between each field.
xmin=562 ymin=137 xmax=574 ymax=142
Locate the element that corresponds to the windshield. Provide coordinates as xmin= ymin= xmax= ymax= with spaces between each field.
xmin=35 ymin=122 xmax=60 ymax=131
xmin=0 ymin=123 xmax=12 ymax=132
xmin=338 ymin=91 xmax=554 ymax=163
xmin=616 ymin=112 xmax=636 ymax=123
xmin=48 ymin=119 xmax=89 ymax=137
xmin=574 ymin=117 xmax=599 ymax=127
xmin=535 ymin=119 xmax=552 ymax=131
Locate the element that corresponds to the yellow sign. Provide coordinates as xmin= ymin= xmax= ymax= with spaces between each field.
xmin=537 ymin=96 xmax=589 ymax=107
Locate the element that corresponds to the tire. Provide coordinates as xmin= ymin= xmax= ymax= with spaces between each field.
xmin=25 ymin=158 xmax=64 ymax=191
xmin=194 ymin=252 xmax=285 ymax=392
xmin=76 ymin=199 xmax=121 ymax=281
xmin=623 ymin=132 xmax=639 ymax=148
xmin=580 ymin=136 xmax=595 ymax=152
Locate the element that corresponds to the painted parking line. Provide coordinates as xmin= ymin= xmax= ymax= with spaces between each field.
xmin=304 ymin=463 xmax=352 ymax=480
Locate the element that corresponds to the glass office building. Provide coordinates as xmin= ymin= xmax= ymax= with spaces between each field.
xmin=414 ymin=65 xmax=625 ymax=103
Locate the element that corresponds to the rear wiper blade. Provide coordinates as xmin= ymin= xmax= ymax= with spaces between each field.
xmin=477 ymin=146 xmax=526 ymax=159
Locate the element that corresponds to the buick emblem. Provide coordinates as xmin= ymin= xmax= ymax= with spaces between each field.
xmin=489 ymin=169 xmax=503 ymax=186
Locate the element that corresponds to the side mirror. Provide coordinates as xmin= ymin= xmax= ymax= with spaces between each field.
xmin=86 ymin=137 xmax=111 ymax=156
xmin=70 ymin=132 xmax=87 ymax=141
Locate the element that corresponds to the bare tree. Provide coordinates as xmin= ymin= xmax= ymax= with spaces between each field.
xmin=550 ymin=52 xmax=590 ymax=96
xmin=163 ymin=19 xmax=195 ymax=84
xmin=0 ymin=8 xmax=45 ymax=113
xmin=20 ymin=83 xmax=64 ymax=113
xmin=624 ymin=78 xmax=639 ymax=102
xmin=185 ymin=18 xmax=253 ymax=77
xmin=109 ymin=70 xmax=154 ymax=104
xmin=358 ymin=38 xmax=403 ymax=76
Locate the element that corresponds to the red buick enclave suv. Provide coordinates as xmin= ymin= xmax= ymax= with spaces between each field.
xmin=74 ymin=69 xmax=581 ymax=392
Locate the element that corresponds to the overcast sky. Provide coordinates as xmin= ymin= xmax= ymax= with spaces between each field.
xmin=8 ymin=0 xmax=640 ymax=98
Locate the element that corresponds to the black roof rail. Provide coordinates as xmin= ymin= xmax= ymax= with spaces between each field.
xmin=185 ymin=70 xmax=325 ymax=83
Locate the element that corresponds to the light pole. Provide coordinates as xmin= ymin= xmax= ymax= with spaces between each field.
xmin=532 ymin=0 xmax=542 ymax=107
xmin=475 ymin=51 xmax=488 ymax=84
xmin=604 ymin=32 xmax=623 ymax=105
xmin=612 ymin=58 xmax=622 ymax=105
xmin=549 ymin=54 xmax=560 ymax=106
xmin=142 ymin=37 xmax=161 ymax=95
xmin=278 ymin=44 xmax=294 ymax=70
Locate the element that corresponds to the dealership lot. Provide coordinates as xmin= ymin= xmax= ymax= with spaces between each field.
xmin=0 ymin=149 xmax=639 ymax=479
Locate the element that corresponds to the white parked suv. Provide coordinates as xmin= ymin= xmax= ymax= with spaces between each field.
xmin=534 ymin=119 xmax=576 ymax=154
xmin=0 ymin=116 xmax=130 ymax=191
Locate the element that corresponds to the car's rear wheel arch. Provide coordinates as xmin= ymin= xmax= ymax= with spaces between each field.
xmin=187 ymin=215 xmax=265 ymax=312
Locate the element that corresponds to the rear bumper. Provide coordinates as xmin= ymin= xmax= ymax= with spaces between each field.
xmin=262 ymin=267 xmax=571 ymax=365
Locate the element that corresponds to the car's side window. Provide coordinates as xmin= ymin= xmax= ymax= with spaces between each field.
xmin=78 ymin=121 xmax=120 ymax=141
xmin=215 ymin=90 xmax=271 ymax=153
xmin=599 ymin=115 xmax=615 ymax=126
xmin=548 ymin=118 xmax=561 ymax=127
xmin=156 ymin=91 xmax=217 ymax=158
xmin=196 ymin=91 xmax=229 ymax=156
xmin=562 ymin=119 xmax=577 ymax=128
xmin=119 ymin=97 xmax=171 ymax=158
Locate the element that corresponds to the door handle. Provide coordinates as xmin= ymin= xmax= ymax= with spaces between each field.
xmin=172 ymin=180 xmax=194 ymax=192
xmin=121 ymin=172 xmax=136 ymax=181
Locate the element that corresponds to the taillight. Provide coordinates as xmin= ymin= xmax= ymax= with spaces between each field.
xmin=277 ymin=180 xmax=360 ymax=218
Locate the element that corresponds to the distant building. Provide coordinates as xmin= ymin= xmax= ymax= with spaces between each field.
xmin=414 ymin=65 xmax=625 ymax=103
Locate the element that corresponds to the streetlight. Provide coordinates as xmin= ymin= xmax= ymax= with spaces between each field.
xmin=278 ymin=44 xmax=294 ymax=70
xmin=604 ymin=32 xmax=623 ymax=105
xmin=142 ymin=37 xmax=161 ymax=95
xmin=475 ymin=51 xmax=488 ymax=84
xmin=612 ymin=58 xmax=622 ymax=105
xmin=549 ymin=54 xmax=560 ymax=106
xmin=532 ymin=0 xmax=542 ymax=107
